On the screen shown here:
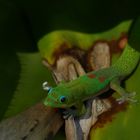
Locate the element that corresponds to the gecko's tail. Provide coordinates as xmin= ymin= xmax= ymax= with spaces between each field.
xmin=112 ymin=44 xmax=140 ymax=77
xmin=111 ymin=17 xmax=140 ymax=77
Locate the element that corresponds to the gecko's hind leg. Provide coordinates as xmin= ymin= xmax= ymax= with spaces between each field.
xmin=110 ymin=78 xmax=137 ymax=104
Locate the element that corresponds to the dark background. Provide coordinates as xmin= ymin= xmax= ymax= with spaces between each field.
xmin=0 ymin=0 xmax=140 ymax=120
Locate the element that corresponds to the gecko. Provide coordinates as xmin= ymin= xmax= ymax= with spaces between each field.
xmin=42 ymin=42 xmax=140 ymax=116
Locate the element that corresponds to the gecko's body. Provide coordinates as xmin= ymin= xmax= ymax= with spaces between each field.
xmin=43 ymin=43 xmax=139 ymax=116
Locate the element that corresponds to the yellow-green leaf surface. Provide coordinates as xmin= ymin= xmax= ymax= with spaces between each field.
xmin=4 ymin=53 xmax=55 ymax=118
xmin=38 ymin=20 xmax=132 ymax=65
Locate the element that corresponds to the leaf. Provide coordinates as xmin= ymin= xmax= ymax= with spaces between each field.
xmin=0 ymin=50 xmax=20 ymax=120
xmin=0 ymin=0 xmax=37 ymax=120
xmin=38 ymin=20 xmax=132 ymax=65
xmin=4 ymin=53 xmax=55 ymax=118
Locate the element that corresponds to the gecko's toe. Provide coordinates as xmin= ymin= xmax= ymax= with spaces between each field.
xmin=63 ymin=114 xmax=72 ymax=119
xmin=116 ymin=92 xmax=137 ymax=104
xmin=63 ymin=109 xmax=75 ymax=119
xmin=116 ymin=97 xmax=125 ymax=104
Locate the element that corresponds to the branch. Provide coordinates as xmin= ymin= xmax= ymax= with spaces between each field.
xmin=0 ymin=103 xmax=63 ymax=140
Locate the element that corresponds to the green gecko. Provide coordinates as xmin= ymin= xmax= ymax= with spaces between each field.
xmin=42 ymin=42 xmax=139 ymax=116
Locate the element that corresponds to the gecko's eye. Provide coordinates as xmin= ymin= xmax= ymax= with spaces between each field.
xmin=60 ymin=96 xmax=67 ymax=103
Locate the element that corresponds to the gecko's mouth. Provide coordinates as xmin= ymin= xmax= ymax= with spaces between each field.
xmin=44 ymin=100 xmax=68 ymax=108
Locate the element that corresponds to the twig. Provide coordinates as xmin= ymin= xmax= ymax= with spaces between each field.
xmin=0 ymin=103 xmax=63 ymax=140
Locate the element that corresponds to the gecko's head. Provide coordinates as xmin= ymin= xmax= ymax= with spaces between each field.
xmin=43 ymin=85 xmax=73 ymax=108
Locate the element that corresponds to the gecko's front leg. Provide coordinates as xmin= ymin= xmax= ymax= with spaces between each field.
xmin=75 ymin=102 xmax=87 ymax=117
xmin=63 ymin=102 xmax=88 ymax=119
xmin=110 ymin=78 xmax=137 ymax=104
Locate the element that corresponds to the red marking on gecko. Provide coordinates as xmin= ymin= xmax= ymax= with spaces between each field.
xmin=87 ymin=73 xmax=96 ymax=79
xmin=98 ymin=76 xmax=106 ymax=83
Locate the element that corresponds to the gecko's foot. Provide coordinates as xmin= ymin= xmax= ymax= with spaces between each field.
xmin=117 ymin=92 xmax=137 ymax=104
xmin=63 ymin=109 xmax=77 ymax=119
xmin=63 ymin=114 xmax=73 ymax=119
xmin=63 ymin=108 xmax=87 ymax=119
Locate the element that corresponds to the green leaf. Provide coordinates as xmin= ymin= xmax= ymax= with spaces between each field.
xmin=0 ymin=50 xmax=20 ymax=120
xmin=0 ymin=0 xmax=37 ymax=120
xmin=38 ymin=20 xmax=132 ymax=65
xmin=4 ymin=53 xmax=55 ymax=118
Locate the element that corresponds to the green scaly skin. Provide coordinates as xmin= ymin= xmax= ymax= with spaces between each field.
xmin=42 ymin=43 xmax=139 ymax=116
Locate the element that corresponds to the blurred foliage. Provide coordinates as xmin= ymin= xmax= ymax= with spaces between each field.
xmin=0 ymin=0 xmax=140 ymax=140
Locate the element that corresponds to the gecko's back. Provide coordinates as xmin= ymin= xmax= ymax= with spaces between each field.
xmin=64 ymin=44 xmax=139 ymax=101
xmin=64 ymin=67 xmax=116 ymax=101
